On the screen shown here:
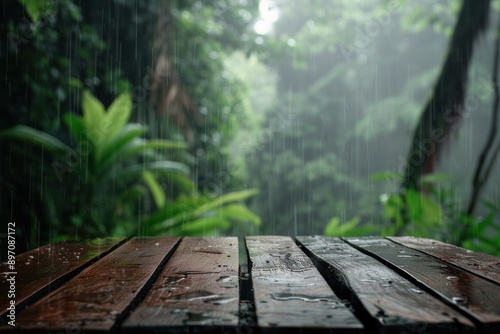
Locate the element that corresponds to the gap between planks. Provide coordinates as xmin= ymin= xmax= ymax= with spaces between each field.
xmin=296 ymin=236 xmax=475 ymax=334
xmin=246 ymin=235 xmax=364 ymax=333
xmin=123 ymin=237 xmax=240 ymax=333
xmin=0 ymin=237 xmax=126 ymax=318
xmin=4 ymin=237 xmax=180 ymax=333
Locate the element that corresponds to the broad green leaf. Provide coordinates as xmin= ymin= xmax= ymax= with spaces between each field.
xmin=476 ymin=213 xmax=494 ymax=234
xmin=117 ymin=184 xmax=147 ymax=203
xmin=97 ymin=124 xmax=148 ymax=169
xmin=115 ymin=161 xmax=189 ymax=180
xmin=102 ymin=92 xmax=132 ymax=140
xmin=219 ymin=204 xmax=261 ymax=226
xmin=111 ymin=224 xmax=129 ymax=238
xmin=370 ymin=171 xmax=402 ymax=181
xmin=63 ymin=113 xmax=85 ymax=141
xmin=0 ymin=125 xmax=71 ymax=153
xmin=147 ymin=190 xmax=258 ymax=233
xmin=143 ymin=195 xmax=209 ymax=229
xmin=19 ymin=0 xmax=47 ymax=22
xmin=141 ymin=139 xmax=188 ymax=150
xmin=323 ymin=216 xmax=374 ymax=237
xmin=419 ymin=173 xmax=451 ymax=184
xmin=143 ymin=171 xmax=166 ymax=208
xmin=69 ymin=77 xmax=83 ymax=89
xmin=166 ymin=173 xmax=196 ymax=192
xmin=324 ymin=217 xmax=340 ymax=236
xmin=172 ymin=216 xmax=230 ymax=235
xmin=405 ymin=188 xmax=443 ymax=229
xmin=192 ymin=189 xmax=258 ymax=217
xmin=101 ymin=137 xmax=187 ymax=168
xmin=82 ymin=90 xmax=105 ymax=145
xmin=405 ymin=188 xmax=423 ymax=222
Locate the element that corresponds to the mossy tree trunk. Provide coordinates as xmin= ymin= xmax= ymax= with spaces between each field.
xmin=402 ymin=0 xmax=491 ymax=191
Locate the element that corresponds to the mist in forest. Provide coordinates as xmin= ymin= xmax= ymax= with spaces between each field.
xmin=1 ymin=0 xmax=499 ymax=256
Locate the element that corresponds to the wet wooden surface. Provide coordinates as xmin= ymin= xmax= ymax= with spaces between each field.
xmin=246 ymin=236 xmax=363 ymax=333
xmin=346 ymin=237 xmax=500 ymax=334
xmin=8 ymin=237 xmax=179 ymax=332
xmin=123 ymin=237 xmax=239 ymax=333
xmin=388 ymin=236 xmax=500 ymax=285
xmin=2 ymin=236 xmax=500 ymax=333
xmin=297 ymin=236 xmax=475 ymax=333
xmin=0 ymin=237 xmax=125 ymax=315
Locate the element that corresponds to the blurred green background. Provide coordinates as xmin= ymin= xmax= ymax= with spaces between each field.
xmin=1 ymin=0 xmax=500 ymax=256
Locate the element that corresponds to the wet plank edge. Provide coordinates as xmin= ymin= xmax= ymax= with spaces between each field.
xmin=0 ymin=237 xmax=127 ymax=317
xmin=344 ymin=237 xmax=500 ymax=334
xmin=247 ymin=235 xmax=364 ymax=334
xmin=122 ymin=237 xmax=240 ymax=334
xmin=387 ymin=237 xmax=500 ymax=286
xmin=239 ymin=263 xmax=257 ymax=331
xmin=5 ymin=237 xmax=180 ymax=333
xmin=296 ymin=236 xmax=475 ymax=334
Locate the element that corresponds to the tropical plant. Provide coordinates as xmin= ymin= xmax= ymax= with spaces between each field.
xmin=431 ymin=179 xmax=500 ymax=256
xmin=1 ymin=90 xmax=260 ymax=242
xmin=458 ymin=204 xmax=500 ymax=256
xmin=364 ymin=171 xmax=500 ymax=255
xmin=323 ymin=216 xmax=377 ymax=237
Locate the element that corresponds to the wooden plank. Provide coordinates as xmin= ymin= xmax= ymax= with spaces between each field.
xmin=123 ymin=237 xmax=240 ymax=333
xmin=246 ymin=236 xmax=363 ymax=333
xmin=297 ymin=236 xmax=475 ymax=334
xmin=0 ymin=237 xmax=125 ymax=316
xmin=388 ymin=236 xmax=500 ymax=285
xmin=346 ymin=237 xmax=500 ymax=334
xmin=8 ymin=237 xmax=179 ymax=332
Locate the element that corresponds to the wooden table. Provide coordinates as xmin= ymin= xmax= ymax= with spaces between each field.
xmin=1 ymin=236 xmax=500 ymax=333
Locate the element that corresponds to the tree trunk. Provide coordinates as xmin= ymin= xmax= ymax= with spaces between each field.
xmin=401 ymin=0 xmax=491 ymax=191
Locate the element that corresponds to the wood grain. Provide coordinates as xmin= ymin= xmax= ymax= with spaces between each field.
xmin=388 ymin=236 xmax=500 ymax=285
xmin=123 ymin=237 xmax=240 ymax=333
xmin=246 ymin=236 xmax=363 ymax=333
xmin=297 ymin=236 xmax=475 ymax=334
xmin=0 ymin=237 xmax=125 ymax=316
xmin=346 ymin=237 xmax=500 ymax=334
xmin=9 ymin=237 xmax=179 ymax=332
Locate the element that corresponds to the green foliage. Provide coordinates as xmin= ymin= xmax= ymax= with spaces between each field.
xmin=432 ymin=183 xmax=500 ymax=256
xmin=143 ymin=189 xmax=261 ymax=236
xmin=2 ymin=91 xmax=190 ymax=237
xmin=371 ymin=171 xmax=500 ymax=256
xmin=249 ymin=0 xmax=444 ymax=235
xmin=371 ymin=173 xmax=445 ymax=237
xmin=370 ymin=172 xmax=402 ymax=181
xmin=1 ymin=0 xmax=113 ymax=131
xmin=247 ymin=0 xmax=500 ymax=256
xmin=324 ymin=216 xmax=376 ymax=237
xmin=0 ymin=125 xmax=71 ymax=153
xmin=2 ymin=89 xmax=260 ymax=240
xmin=330 ymin=172 xmax=451 ymax=242
xmin=4 ymin=0 xmax=500 ymax=258
xmin=160 ymin=0 xmax=265 ymax=192
xmin=0 ymin=0 xmax=265 ymax=249
xmin=404 ymin=188 xmax=443 ymax=234
xmin=18 ymin=0 xmax=54 ymax=22
xmin=459 ymin=211 xmax=500 ymax=256
xmin=143 ymin=171 xmax=167 ymax=208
